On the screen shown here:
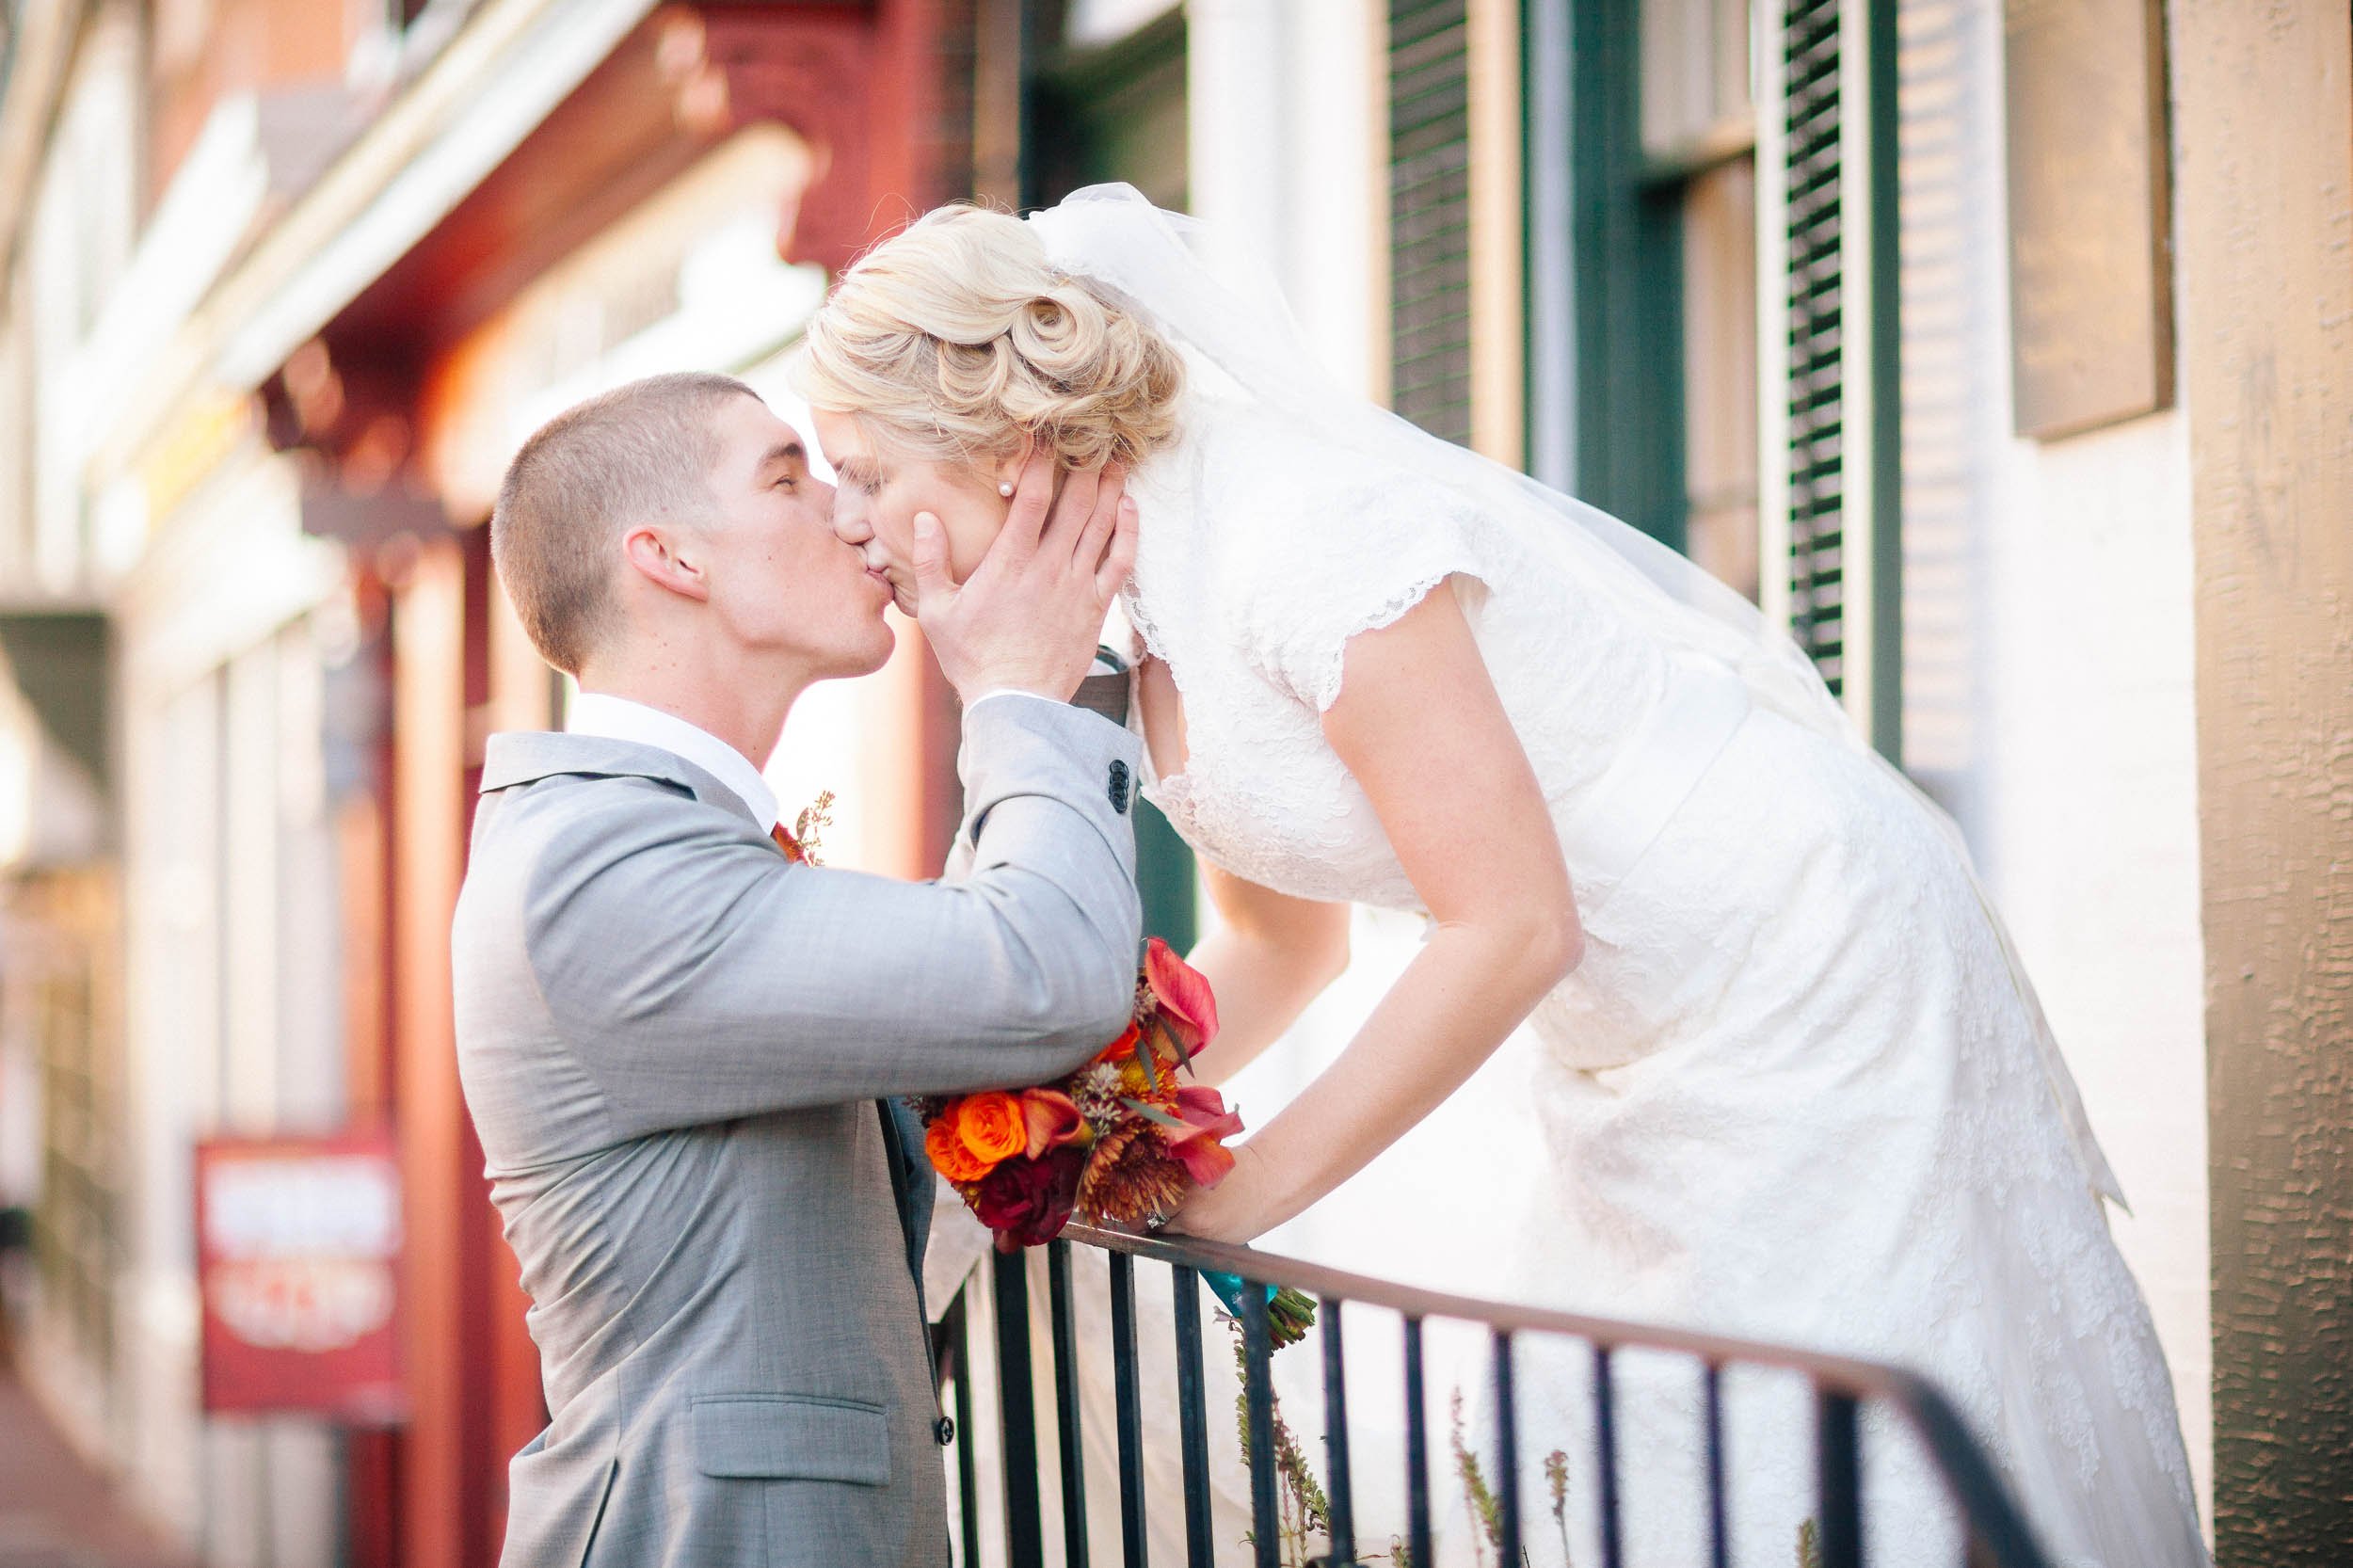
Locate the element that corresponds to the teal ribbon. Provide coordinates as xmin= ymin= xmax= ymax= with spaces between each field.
xmin=1201 ymin=1270 xmax=1278 ymax=1318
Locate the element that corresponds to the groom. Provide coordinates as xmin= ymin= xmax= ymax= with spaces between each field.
xmin=452 ymin=371 xmax=1144 ymax=1567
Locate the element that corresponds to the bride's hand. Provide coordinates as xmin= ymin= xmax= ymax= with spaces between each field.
xmin=1164 ymin=1144 xmax=1280 ymax=1245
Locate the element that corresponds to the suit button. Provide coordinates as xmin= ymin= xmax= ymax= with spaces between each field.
xmin=1108 ymin=759 xmax=1131 ymax=814
xmin=934 ymin=1416 xmax=956 ymax=1446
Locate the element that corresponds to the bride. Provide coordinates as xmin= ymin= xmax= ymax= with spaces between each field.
xmin=792 ymin=184 xmax=2206 ymax=1567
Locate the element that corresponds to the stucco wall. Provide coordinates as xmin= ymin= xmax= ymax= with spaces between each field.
xmin=1975 ymin=412 xmax=2212 ymax=1528
xmin=1897 ymin=0 xmax=2211 ymax=1528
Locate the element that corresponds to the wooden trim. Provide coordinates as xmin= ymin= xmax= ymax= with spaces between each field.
xmin=1364 ymin=0 xmax=1391 ymax=409
xmin=2173 ymin=3 xmax=2353 ymax=1557
xmin=485 ymin=567 xmax=553 ymax=736
xmin=1523 ymin=0 xmax=1575 ymax=489
xmin=1836 ymin=0 xmax=1901 ymax=758
xmin=0 ymin=0 xmax=94 ymax=293
xmin=1566 ymin=0 xmax=1686 ymax=547
xmin=1753 ymin=0 xmax=1792 ymax=633
xmin=1466 ymin=0 xmax=1524 ymax=469
xmin=388 ymin=536 xmax=472 ymax=1568
xmin=970 ymin=0 xmax=1024 ymax=209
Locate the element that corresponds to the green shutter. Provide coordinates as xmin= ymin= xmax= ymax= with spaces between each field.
xmin=1388 ymin=0 xmax=1474 ymax=445
xmin=1760 ymin=0 xmax=1901 ymax=758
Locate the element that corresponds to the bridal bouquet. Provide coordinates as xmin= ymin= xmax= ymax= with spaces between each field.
xmin=912 ymin=937 xmax=1316 ymax=1346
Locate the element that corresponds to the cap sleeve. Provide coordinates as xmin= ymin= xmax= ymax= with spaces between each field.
xmin=1225 ymin=461 xmax=1495 ymax=713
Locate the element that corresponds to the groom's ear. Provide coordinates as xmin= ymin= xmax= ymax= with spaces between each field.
xmin=621 ymin=523 xmax=712 ymax=603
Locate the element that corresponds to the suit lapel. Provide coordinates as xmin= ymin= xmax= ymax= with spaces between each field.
xmin=874 ymin=1100 xmax=928 ymax=1294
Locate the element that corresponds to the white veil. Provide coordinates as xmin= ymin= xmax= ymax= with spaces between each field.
xmin=1026 ymin=183 xmax=2124 ymax=1208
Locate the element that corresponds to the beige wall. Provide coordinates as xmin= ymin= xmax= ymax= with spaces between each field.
xmin=1897 ymin=0 xmax=2211 ymax=1526
xmin=1977 ymin=411 xmax=2212 ymax=1527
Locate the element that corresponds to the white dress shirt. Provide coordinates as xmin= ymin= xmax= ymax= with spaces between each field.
xmin=568 ymin=693 xmax=783 ymax=831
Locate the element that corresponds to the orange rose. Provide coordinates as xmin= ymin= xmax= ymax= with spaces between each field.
xmin=953 ymin=1091 xmax=1030 ymax=1165
xmin=925 ymin=1112 xmax=997 ymax=1183
xmin=1093 ymin=1022 xmax=1143 ymax=1065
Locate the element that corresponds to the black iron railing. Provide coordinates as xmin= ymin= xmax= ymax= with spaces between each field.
xmin=934 ymin=1222 xmax=2056 ymax=1568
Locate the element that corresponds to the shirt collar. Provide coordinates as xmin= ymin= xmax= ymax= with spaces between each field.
xmin=566 ymin=692 xmax=780 ymax=831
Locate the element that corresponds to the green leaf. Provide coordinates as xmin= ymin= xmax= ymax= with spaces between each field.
xmin=1117 ymin=1096 xmax=1191 ymax=1134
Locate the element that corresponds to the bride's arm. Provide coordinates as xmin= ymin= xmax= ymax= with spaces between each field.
xmin=1170 ymin=578 xmax=1582 ymax=1242
xmin=1183 ymin=867 xmax=1352 ymax=1087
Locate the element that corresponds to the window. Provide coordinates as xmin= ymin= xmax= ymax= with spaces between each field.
xmin=1644 ymin=0 xmax=1761 ymax=600
xmin=1022 ymin=3 xmax=1187 ymax=212
xmin=988 ymin=0 xmax=1197 ymax=948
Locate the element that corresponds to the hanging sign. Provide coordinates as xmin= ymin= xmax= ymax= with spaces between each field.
xmin=195 ymin=1132 xmax=406 ymax=1423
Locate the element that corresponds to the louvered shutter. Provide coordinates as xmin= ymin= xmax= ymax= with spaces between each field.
xmin=1388 ymin=0 xmax=1474 ymax=445
xmin=1757 ymin=0 xmax=1902 ymax=756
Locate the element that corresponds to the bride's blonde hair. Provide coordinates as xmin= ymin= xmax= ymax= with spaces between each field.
xmin=796 ymin=205 xmax=1184 ymax=472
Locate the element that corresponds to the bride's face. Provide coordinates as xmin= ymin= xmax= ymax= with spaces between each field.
xmin=812 ymin=408 xmax=1014 ymax=617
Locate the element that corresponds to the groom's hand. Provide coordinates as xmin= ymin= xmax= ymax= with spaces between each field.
xmin=913 ymin=452 xmax=1137 ymax=705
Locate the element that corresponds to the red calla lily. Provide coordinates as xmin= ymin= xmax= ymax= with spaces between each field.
xmin=1019 ymin=1088 xmax=1088 ymax=1159
xmin=1144 ymin=936 xmax=1220 ymax=1055
xmin=1158 ymin=1082 xmax=1244 ymax=1186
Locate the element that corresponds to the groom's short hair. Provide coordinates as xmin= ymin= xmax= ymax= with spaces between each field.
xmin=490 ymin=371 xmax=758 ymax=676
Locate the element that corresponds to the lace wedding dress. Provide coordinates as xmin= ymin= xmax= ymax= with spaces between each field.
xmin=933 ymin=187 xmax=2208 ymax=1568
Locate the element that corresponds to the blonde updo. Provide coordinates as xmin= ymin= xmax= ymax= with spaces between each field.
xmin=796 ymin=205 xmax=1184 ymax=472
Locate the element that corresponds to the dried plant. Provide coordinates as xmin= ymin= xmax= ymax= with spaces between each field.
xmin=1232 ymin=1330 xmax=1327 ymax=1565
xmin=790 ymin=789 xmax=834 ymax=862
xmin=1545 ymin=1448 xmax=1572 ymax=1566
xmin=1449 ymin=1388 xmax=1503 ymax=1566
xmin=1224 ymin=1322 xmax=1402 ymax=1566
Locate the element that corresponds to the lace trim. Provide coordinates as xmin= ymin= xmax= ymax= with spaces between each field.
xmin=1292 ymin=560 xmax=1483 ymax=713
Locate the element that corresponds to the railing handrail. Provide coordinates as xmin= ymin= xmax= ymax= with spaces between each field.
xmin=1070 ymin=1223 xmax=1930 ymax=1396
xmin=1051 ymin=1221 xmax=2056 ymax=1568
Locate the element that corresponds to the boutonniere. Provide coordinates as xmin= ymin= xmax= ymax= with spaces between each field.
xmin=778 ymin=790 xmax=835 ymax=866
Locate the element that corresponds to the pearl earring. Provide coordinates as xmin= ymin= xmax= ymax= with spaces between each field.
xmin=999 ymin=481 xmax=1015 ymax=498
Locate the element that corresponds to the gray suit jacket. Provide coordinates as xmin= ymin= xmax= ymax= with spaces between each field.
xmin=453 ymin=696 xmax=1144 ymax=1568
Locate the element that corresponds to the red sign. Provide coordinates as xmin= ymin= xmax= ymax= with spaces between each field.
xmin=195 ymin=1132 xmax=406 ymax=1423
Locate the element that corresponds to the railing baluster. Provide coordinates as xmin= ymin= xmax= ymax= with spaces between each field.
xmin=1818 ymin=1389 xmax=1863 ymax=1568
xmin=1494 ymin=1330 xmax=1523 ymax=1568
xmin=991 ymin=1248 xmax=1044 ymax=1568
xmin=1170 ymin=1267 xmax=1215 ymax=1568
xmin=1595 ymin=1343 xmax=1624 ymax=1568
xmin=1048 ymin=1241 xmax=1091 ymax=1568
xmin=1403 ymin=1315 xmax=1433 ymax=1568
xmin=1109 ymin=1251 xmax=1147 ymax=1568
xmin=948 ymin=1288 xmax=981 ymax=1568
xmin=1704 ymin=1361 xmax=1729 ymax=1568
xmin=1241 ymin=1284 xmax=1279 ymax=1568
xmin=1011 ymin=1223 xmax=2059 ymax=1568
xmin=1321 ymin=1298 xmax=1356 ymax=1565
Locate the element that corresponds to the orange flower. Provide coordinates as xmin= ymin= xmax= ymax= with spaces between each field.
xmin=1077 ymin=1122 xmax=1193 ymax=1228
xmin=925 ymin=1112 xmax=998 ymax=1183
xmin=953 ymin=1091 xmax=1029 ymax=1165
xmin=1019 ymin=1088 xmax=1090 ymax=1159
xmin=1093 ymin=1022 xmax=1143 ymax=1065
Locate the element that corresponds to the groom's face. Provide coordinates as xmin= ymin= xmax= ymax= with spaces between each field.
xmin=693 ymin=395 xmax=897 ymax=679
